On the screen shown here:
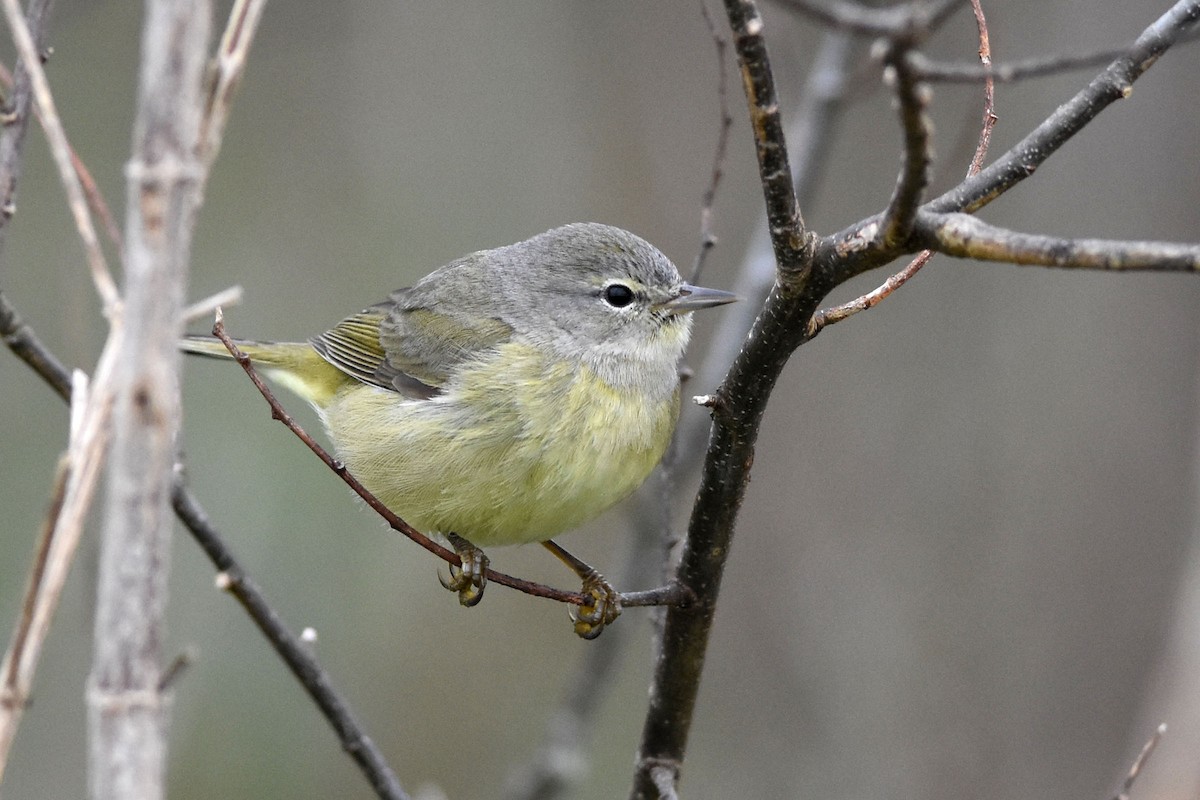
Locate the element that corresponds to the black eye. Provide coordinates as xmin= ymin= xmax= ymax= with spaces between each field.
xmin=602 ymin=283 xmax=635 ymax=308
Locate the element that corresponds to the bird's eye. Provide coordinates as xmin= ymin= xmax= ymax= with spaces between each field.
xmin=602 ymin=283 xmax=635 ymax=308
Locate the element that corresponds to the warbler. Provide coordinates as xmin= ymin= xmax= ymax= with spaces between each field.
xmin=183 ymin=222 xmax=736 ymax=637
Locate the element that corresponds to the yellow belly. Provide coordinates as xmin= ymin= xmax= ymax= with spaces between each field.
xmin=319 ymin=344 xmax=678 ymax=547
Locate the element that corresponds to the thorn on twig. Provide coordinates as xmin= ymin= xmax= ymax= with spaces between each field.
xmin=157 ymin=646 xmax=198 ymax=692
xmin=214 ymin=570 xmax=234 ymax=591
xmin=1113 ymin=724 xmax=1166 ymax=800
xmin=692 ymin=394 xmax=719 ymax=409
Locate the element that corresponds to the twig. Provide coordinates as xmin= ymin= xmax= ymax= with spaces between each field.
xmin=631 ymin=2 xmax=836 ymax=796
xmin=0 ymin=345 xmax=119 ymax=782
xmin=0 ymin=0 xmax=119 ymax=313
xmin=0 ymin=290 xmax=71 ymax=400
xmin=199 ymin=0 xmax=268 ymax=169
xmin=917 ymin=45 xmax=1135 ymax=83
xmin=691 ymin=3 xmax=733 ymax=284
xmin=1113 ymin=724 xmax=1166 ymax=800
xmin=0 ymin=0 xmax=51 ymax=244
xmin=928 ymin=0 xmax=1200 ymax=216
xmin=183 ymin=285 xmax=244 ymax=323
xmin=772 ymin=0 xmax=964 ymax=38
xmin=0 ymin=61 xmax=125 ymax=253
xmin=877 ymin=43 xmax=933 ymax=248
xmin=0 ymin=451 xmax=67 ymax=775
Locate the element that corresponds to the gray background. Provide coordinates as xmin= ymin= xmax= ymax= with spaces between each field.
xmin=2 ymin=2 xmax=1199 ymax=798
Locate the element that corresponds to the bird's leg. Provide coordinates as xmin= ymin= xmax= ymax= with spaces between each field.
xmin=542 ymin=540 xmax=622 ymax=640
xmin=439 ymin=532 xmax=488 ymax=607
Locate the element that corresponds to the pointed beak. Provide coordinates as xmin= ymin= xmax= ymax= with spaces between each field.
xmin=656 ymin=283 xmax=739 ymax=315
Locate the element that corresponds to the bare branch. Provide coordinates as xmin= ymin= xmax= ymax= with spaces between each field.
xmin=917 ymin=211 xmax=1200 ymax=270
xmin=810 ymin=0 xmax=995 ymax=335
xmin=878 ymin=44 xmax=933 ymax=248
xmin=0 ymin=0 xmax=51 ymax=246
xmin=691 ymin=3 xmax=733 ymax=284
xmin=675 ymin=29 xmax=856 ymax=471
xmin=87 ymin=0 xmax=210 ymax=795
xmin=929 ymin=0 xmax=1200 ymax=215
xmin=772 ymin=0 xmax=964 ymax=37
xmin=0 ymin=0 xmax=119 ymax=313
xmin=199 ymin=0 xmax=268 ymax=169
xmin=724 ymin=0 xmax=813 ymax=281
xmin=918 ymin=45 xmax=1138 ymax=83
xmin=183 ymin=285 xmax=243 ymax=322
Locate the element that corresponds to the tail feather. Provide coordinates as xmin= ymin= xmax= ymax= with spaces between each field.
xmin=181 ymin=335 xmax=349 ymax=407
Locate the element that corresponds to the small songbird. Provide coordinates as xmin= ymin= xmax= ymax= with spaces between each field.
xmin=183 ymin=222 xmax=736 ymax=637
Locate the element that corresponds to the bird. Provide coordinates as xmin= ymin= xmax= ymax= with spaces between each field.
xmin=182 ymin=222 xmax=737 ymax=637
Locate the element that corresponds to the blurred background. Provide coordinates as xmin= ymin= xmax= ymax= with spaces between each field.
xmin=2 ymin=1 xmax=1200 ymax=798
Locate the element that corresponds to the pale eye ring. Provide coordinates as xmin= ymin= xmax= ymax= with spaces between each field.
xmin=602 ymin=283 xmax=635 ymax=308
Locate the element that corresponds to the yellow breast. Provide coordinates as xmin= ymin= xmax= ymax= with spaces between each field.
xmin=320 ymin=343 xmax=679 ymax=547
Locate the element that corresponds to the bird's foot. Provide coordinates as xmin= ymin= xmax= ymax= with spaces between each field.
xmin=569 ymin=569 xmax=622 ymax=640
xmin=439 ymin=533 xmax=488 ymax=607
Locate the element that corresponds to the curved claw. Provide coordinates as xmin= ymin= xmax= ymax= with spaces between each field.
xmin=569 ymin=572 xmax=622 ymax=640
xmin=440 ymin=534 xmax=488 ymax=607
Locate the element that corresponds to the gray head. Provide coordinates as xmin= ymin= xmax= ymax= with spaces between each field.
xmin=481 ymin=223 xmax=733 ymax=366
xmin=398 ymin=223 xmax=736 ymax=389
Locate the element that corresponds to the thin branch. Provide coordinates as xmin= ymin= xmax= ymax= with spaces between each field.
xmin=171 ymin=480 xmax=411 ymax=800
xmin=928 ymin=0 xmax=1200 ymax=215
xmin=0 ymin=342 xmax=120 ymax=781
xmin=917 ymin=211 xmax=1200 ymax=270
xmin=917 ymin=45 xmax=1139 ymax=83
xmin=809 ymin=250 xmax=934 ymax=333
xmin=1114 ymin=724 xmax=1166 ymax=800
xmin=0 ymin=289 xmax=71 ymax=400
xmin=877 ymin=44 xmax=933 ymax=248
xmin=183 ymin=284 xmax=243 ymax=322
xmin=773 ymin=0 xmax=964 ymax=37
xmin=0 ymin=0 xmax=119 ymax=313
xmin=198 ymin=0 xmax=267 ymax=169
xmin=0 ymin=60 xmax=126 ymax=253
xmin=0 ymin=0 xmax=51 ymax=246
xmin=0 ymin=451 xmax=66 ymax=776
xmin=691 ymin=3 xmax=734 ymax=284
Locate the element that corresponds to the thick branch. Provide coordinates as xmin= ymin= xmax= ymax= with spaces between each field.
xmin=86 ymin=1 xmax=209 ymax=797
xmin=723 ymin=0 xmax=813 ymax=281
